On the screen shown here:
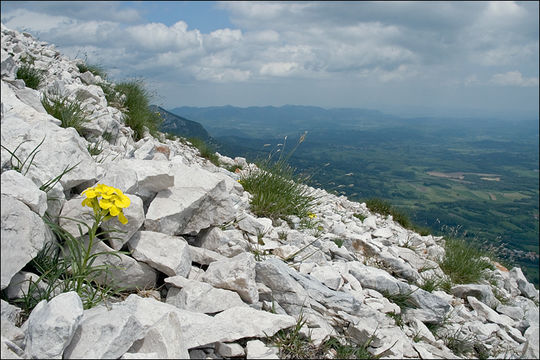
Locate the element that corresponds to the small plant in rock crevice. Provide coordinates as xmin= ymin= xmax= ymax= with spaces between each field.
xmin=41 ymin=92 xmax=90 ymax=136
xmin=1 ymin=137 xmax=45 ymax=175
xmin=320 ymin=334 xmax=379 ymax=359
xmin=380 ymin=289 xmax=417 ymax=312
xmin=269 ymin=313 xmax=317 ymax=359
xmin=7 ymin=183 xmax=132 ymax=323
xmin=239 ymin=133 xmax=317 ymax=223
xmin=114 ymin=80 xmax=162 ymax=141
xmin=16 ymin=63 xmax=44 ymax=90
xmin=439 ymin=237 xmax=494 ymax=285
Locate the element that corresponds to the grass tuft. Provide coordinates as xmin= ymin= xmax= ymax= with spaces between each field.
xmin=380 ymin=289 xmax=417 ymax=311
xmin=321 ymin=335 xmax=376 ymax=359
xmin=439 ymin=237 xmax=494 ymax=284
xmin=41 ymin=93 xmax=90 ymax=136
xmin=16 ymin=63 xmax=43 ymax=90
xmin=239 ymin=135 xmax=316 ymax=222
xmin=114 ymin=80 xmax=162 ymax=141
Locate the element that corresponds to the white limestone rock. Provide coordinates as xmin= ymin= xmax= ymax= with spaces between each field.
xmin=121 ymin=352 xmax=160 ymax=359
xmin=115 ymin=295 xmax=294 ymax=349
xmin=377 ymin=249 xmax=420 ymax=283
xmin=58 ymin=196 xmax=95 ymax=238
xmin=215 ymin=342 xmax=245 ymax=357
xmin=63 ymin=303 xmax=146 ymax=359
xmin=145 ymin=180 xmax=236 ymax=236
xmin=372 ymin=227 xmax=393 ymax=238
xmin=310 ymin=265 xmax=344 ymax=291
xmin=1 ymin=299 xmax=22 ymax=325
xmin=246 ymin=340 xmax=279 ymax=359
xmin=363 ymin=216 xmax=377 ymax=229
xmin=170 ymin=158 xmax=243 ymax=195
xmin=5 ymin=271 xmax=51 ymax=300
xmin=128 ymin=231 xmax=191 ymax=277
xmin=522 ymin=325 xmax=539 ymax=359
xmin=187 ymin=245 xmax=226 ymax=265
xmin=348 ymin=262 xmax=405 ymax=295
xmin=467 ymin=296 xmax=516 ymax=327
xmin=97 ymin=162 xmax=139 ymax=195
xmin=116 ymin=159 xmax=174 ymax=201
xmin=1 ymin=170 xmax=47 ymax=216
xmin=237 ymin=213 xmax=273 ymax=236
xmin=451 ymin=284 xmax=500 ymax=309
xmin=165 ymin=276 xmax=247 ymax=313
xmin=87 ymin=239 xmax=157 ymax=290
xmin=25 ymin=292 xmax=83 ymax=359
xmin=409 ymin=318 xmax=436 ymax=344
xmin=510 ymin=267 xmax=539 ymax=300
xmin=1 ymin=336 xmax=25 ymax=359
xmin=104 ymin=194 xmax=145 ymax=250
xmin=1 ymin=194 xmax=52 ymax=289
xmin=202 ymin=252 xmax=259 ymax=304
xmin=1 ymin=83 xmax=97 ymax=191
xmin=194 ymin=226 xmax=230 ymax=251
xmin=496 ymin=304 xmax=525 ymax=321
xmin=127 ymin=311 xmax=189 ymax=359
xmin=256 ymin=258 xmax=361 ymax=317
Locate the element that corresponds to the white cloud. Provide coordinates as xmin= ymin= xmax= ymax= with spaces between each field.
xmin=194 ymin=67 xmax=251 ymax=82
xmin=260 ymin=62 xmax=298 ymax=77
xmin=125 ymin=21 xmax=202 ymax=52
xmin=491 ymin=71 xmax=539 ymax=87
xmin=2 ymin=8 xmax=74 ymax=33
xmin=1 ymin=1 xmax=537 ymax=112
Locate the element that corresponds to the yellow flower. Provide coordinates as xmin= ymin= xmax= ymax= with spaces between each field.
xmin=308 ymin=212 xmax=317 ymax=219
xmin=81 ymin=184 xmax=130 ymax=224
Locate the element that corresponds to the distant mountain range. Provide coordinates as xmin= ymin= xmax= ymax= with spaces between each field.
xmin=168 ymin=105 xmax=401 ymax=139
xmin=151 ymin=105 xmax=211 ymax=141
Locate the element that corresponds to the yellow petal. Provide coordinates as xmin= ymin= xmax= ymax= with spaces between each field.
xmin=109 ymin=205 xmax=120 ymax=216
xmin=113 ymin=195 xmax=131 ymax=208
xmin=99 ymin=199 xmax=113 ymax=209
xmin=118 ymin=212 xmax=128 ymax=225
xmin=82 ymin=188 xmax=97 ymax=198
xmin=81 ymin=198 xmax=92 ymax=207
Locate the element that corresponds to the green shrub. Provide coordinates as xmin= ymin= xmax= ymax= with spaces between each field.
xmin=188 ymin=137 xmax=219 ymax=165
xmin=439 ymin=237 xmax=495 ymax=284
xmin=114 ymin=80 xmax=162 ymax=140
xmin=16 ymin=63 xmax=43 ymax=90
xmin=41 ymin=93 xmax=90 ymax=136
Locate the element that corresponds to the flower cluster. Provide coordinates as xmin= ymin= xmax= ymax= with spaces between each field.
xmin=82 ymin=184 xmax=131 ymax=224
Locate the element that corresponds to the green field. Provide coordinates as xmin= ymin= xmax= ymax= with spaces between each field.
xmin=170 ymin=105 xmax=540 ymax=286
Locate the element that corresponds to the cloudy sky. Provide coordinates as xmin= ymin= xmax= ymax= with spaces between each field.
xmin=1 ymin=1 xmax=538 ymax=118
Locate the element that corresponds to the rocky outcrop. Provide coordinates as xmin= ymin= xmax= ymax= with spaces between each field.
xmin=1 ymin=23 xmax=538 ymax=359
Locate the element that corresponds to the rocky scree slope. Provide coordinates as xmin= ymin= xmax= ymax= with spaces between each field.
xmin=1 ymin=24 xmax=539 ymax=360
